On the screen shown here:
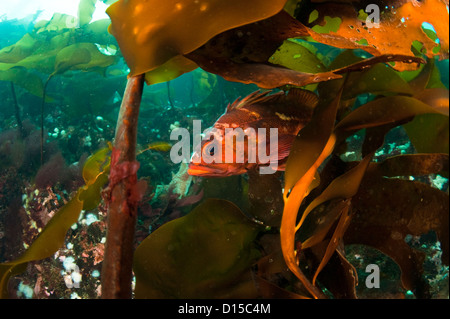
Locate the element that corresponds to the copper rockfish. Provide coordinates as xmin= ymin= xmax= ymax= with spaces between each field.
xmin=188 ymin=89 xmax=318 ymax=177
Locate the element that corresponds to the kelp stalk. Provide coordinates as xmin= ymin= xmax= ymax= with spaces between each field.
xmin=10 ymin=82 xmax=25 ymax=139
xmin=101 ymin=74 xmax=145 ymax=299
xmin=40 ymin=76 xmax=52 ymax=165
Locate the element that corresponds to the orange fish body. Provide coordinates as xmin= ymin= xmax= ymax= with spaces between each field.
xmin=188 ymin=88 xmax=318 ymax=177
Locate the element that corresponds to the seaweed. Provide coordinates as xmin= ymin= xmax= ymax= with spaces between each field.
xmin=0 ymin=0 xmax=448 ymax=299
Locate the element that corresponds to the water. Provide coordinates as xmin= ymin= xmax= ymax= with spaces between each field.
xmin=0 ymin=0 xmax=448 ymax=299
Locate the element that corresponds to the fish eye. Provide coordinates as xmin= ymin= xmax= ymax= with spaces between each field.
xmin=209 ymin=147 xmax=215 ymax=156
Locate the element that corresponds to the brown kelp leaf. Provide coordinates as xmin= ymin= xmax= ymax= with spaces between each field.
xmin=335 ymin=95 xmax=446 ymax=132
xmin=368 ymin=153 xmax=449 ymax=178
xmin=298 ymin=154 xmax=373 ymax=232
xmin=186 ymin=53 xmax=341 ymax=89
xmin=285 ymin=90 xmax=341 ymax=193
xmin=303 ymin=0 xmax=449 ymax=71
xmin=347 ymin=177 xmax=449 ymax=297
xmin=106 ymin=0 xmax=288 ymax=76
xmin=414 ymin=88 xmax=449 ymax=116
xmin=306 ymin=245 xmax=358 ymax=299
xmin=133 ymin=199 xmax=262 ymax=298
xmin=144 ymin=10 xmax=310 ymax=84
xmin=404 ymin=113 xmax=449 ymax=154
xmin=0 ymin=147 xmax=110 ymax=298
xmin=293 ymin=153 xmax=374 ymax=285
xmin=280 ymin=89 xmax=340 ymax=297
xmin=187 ymin=48 xmax=422 ymax=89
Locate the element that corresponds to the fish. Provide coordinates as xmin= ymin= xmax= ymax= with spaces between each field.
xmin=188 ymin=88 xmax=319 ymax=177
xmin=138 ymin=141 xmax=172 ymax=155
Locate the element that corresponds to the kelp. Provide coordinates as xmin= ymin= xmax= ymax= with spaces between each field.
xmin=292 ymin=0 xmax=449 ymax=71
xmin=347 ymin=157 xmax=449 ymax=297
xmin=0 ymin=67 xmax=45 ymax=98
xmin=0 ymin=147 xmax=110 ymax=298
xmin=106 ymin=0 xmax=288 ymax=77
xmin=280 ymin=78 xmax=448 ymax=298
xmin=1 ymin=0 xmax=448 ymax=300
xmin=133 ymin=199 xmax=262 ymax=298
xmin=78 ymin=0 xmax=98 ymax=27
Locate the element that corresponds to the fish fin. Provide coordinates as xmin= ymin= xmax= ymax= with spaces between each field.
xmin=277 ymin=160 xmax=286 ymax=171
xmin=277 ymin=134 xmax=295 ymax=161
xmin=261 ymin=134 xmax=294 ymax=163
xmin=287 ymin=88 xmax=319 ymax=110
xmin=227 ymin=90 xmax=282 ymax=112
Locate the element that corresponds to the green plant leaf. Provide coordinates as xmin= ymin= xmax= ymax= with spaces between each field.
xmin=133 ymin=198 xmax=262 ymax=298
xmin=404 ymin=113 xmax=449 ymax=154
xmin=0 ymin=67 xmax=44 ymax=98
xmin=78 ymin=0 xmax=98 ymax=27
xmin=269 ymin=39 xmax=326 ymax=74
xmin=0 ymin=33 xmax=41 ymax=64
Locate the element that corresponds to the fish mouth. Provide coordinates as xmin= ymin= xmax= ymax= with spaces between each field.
xmin=187 ymin=164 xmax=227 ymax=177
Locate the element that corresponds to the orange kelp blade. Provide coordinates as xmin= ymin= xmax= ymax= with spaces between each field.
xmin=0 ymin=147 xmax=110 ymax=299
xmin=106 ymin=0 xmax=288 ymax=77
xmin=303 ymin=0 xmax=449 ymax=71
xmin=281 ymin=88 xmax=343 ymax=298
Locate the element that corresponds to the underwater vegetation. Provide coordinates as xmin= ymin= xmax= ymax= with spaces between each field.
xmin=0 ymin=0 xmax=449 ymax=299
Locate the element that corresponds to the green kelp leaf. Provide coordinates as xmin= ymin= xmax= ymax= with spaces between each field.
xmin=346 ymin=177 xmax=449 ymax=297
xmin=404 ymin=113 xmax=449 ymax=154
xmin=318 ymin=51 xmax=418 ymax=101
xmin=52 ymin=43 xmax=117 ymax=76
xmin=0 ymin=147 xmax=110 ymax=299
xmin=81 ymin=19 xmax=117 ymax=45
xmin=341 ymin=64 xmax=414 ymax=98
xmin=144 ymin=55 xmax=198 ymax=85
xmin=1 ymin=32 xmax=73 ymax=74
xmin=0 ymin=33 xmax=41 ymax=64
xmin=0 ymin=67 xmax=44 ymax=98
xmin=11 ymin=49 xmax=58 ymax=74
xmin=34 ymin=13 xmax=78 ymax=34
xmin=269 ymin=39 xmax=326 ymax=74
xmin=78 ymin=0 xmax=98 ymax=27
xmin=133 ymin=199 xmax=262 ymax=298
xmin=52 ymin=45 xmax=91 ymax=75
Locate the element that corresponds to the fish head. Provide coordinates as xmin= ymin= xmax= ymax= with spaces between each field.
xmin=187 ymin=128 xmax=251 ymax=177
